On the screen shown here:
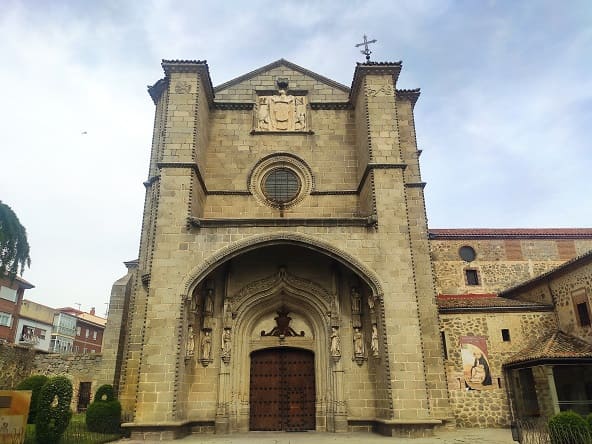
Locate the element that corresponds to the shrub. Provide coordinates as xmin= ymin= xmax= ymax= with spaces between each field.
xmin=85 ymin=384 xmax=122 ymax=434
xmin=548 ymin=411 xmax=592 ymax=444
xmin=35 ymin=376 xmax=73 ymax=444
xmin=16 ymin=374 xmax=49 ymax=424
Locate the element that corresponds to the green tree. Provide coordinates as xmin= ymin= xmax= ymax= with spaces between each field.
xmin=0 ymin=200 xmax=31 ymax=279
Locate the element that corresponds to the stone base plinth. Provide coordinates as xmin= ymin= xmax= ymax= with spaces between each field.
xmin=373 ymin=419 xmax=442 ymax=437
xmin=123 ymin=420 xmax=214 ymax=440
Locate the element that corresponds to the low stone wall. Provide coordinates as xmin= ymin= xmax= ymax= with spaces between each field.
xmin=0 ymin=343 xmax=104 ymax=411
xmin=0 ymin=343 xmax=36 ymax=389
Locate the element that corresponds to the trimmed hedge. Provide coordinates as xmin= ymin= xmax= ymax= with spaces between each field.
xmin=85 ymin=384 xmax=122 ymax=434
xmin=548 ymin=411 xmax=592 ymax=444
xmin=16 ymin=374 xmax=49 ymax=424
xmin=35 ymin=376 xmax=73 ymax=444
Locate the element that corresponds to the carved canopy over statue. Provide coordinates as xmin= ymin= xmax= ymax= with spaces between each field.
xmin=256 ymin=91 xmax=307 ymax=132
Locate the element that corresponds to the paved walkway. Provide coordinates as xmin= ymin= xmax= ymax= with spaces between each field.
xmin=117 ymin=428 xmax=515 ymax=443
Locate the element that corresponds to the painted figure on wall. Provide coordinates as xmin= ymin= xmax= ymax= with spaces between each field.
xmin=470 ymin=352 xmax=492 ymax=386
xmin=460 ymin=336 xmax=494 ymax=390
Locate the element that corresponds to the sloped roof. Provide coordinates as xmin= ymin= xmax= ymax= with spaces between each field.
xmin=429 ymin=228 xmax=592 ymax=240
xmin=504 ymin=330 xmax=592 ymax=368
xmin=214 ymin=59 xmax=350 ymax=93
xmin=437 ymin=293 xmax=552 ymax=313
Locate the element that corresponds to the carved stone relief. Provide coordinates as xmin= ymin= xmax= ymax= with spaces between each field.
xmin=255 ymin=93 xmax=307 ymax=132
xmin=366 ymin=82 xmax=394 ymax=97
xmin=175 ymin=81 xmax=192 ymax=94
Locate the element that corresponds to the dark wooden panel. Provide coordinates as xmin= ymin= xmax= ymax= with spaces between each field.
xmin=249 ymin=348 xmax=315 ymax=431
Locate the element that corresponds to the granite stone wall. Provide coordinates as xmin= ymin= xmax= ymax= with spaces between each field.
xmin=439 ymin=311 xmax=557 ymax=427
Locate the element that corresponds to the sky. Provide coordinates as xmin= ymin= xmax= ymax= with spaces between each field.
xmin=1 ymin=0 xmax=591 ymax=313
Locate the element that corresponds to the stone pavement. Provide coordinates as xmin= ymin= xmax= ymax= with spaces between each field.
xmin=117 ymin=428 xmax=516 ymax=444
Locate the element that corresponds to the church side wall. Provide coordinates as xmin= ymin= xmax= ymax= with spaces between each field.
xmin=439 ymin=311 xmax=556 ymax=427
xmin=431 ymin=239 xmax=592 ymax=295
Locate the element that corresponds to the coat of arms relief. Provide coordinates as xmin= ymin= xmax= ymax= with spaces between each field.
xmin=255 ymin=79 xmax=307 ymax=132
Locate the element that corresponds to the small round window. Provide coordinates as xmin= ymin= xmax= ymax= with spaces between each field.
xmin=263 ymin=168 xmax=301 ymax=204
xmin=459 ymin=246 xmax=476 ymax=262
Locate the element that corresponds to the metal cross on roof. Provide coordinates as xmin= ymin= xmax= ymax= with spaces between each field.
xmin=355 ymin=34 xmax=377 ymax=62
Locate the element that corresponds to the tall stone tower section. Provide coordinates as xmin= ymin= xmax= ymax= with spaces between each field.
xmin=105 ymin=58 xmax=452 ymax=440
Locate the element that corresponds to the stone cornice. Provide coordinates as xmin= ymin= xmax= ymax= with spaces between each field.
xmin=396 ymin=88 xmax=421 ymax=108
xmin=160 ymin=59 xmax=215 ymax=108
xmin=188 ymin=216 xmax=376 ymax=229
xmin=357 ymin=163 xmax=407 ymax=193
xmin=213 ymin=102 xmax=254 ymax=110
xmin=349 ymin=61 xmax=402 ymax=103
xmin=310 ymin=190 xmax=358 ymax=195
xmin=405 ymin=182 xmax=427 ymax=189
xmin=250 ymin=130 xmax=314 ymax=135
xmin=439 ymin=305 xmax=554 ymax=314
xmin=157 ymin=162 xmax=207 ymax=194
xmin=310 ymin=102 xmax=353 ymax=110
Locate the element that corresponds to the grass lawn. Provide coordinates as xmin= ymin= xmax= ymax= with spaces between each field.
xmin=24 ymin=413 xmax=121 ymax=444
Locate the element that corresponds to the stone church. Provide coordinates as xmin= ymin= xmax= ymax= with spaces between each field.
xmin=99 ymin=58 xmax=592 ymax=440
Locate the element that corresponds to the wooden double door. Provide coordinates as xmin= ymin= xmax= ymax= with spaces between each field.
xmin=249 ymin=347 xmax=316 ymax=431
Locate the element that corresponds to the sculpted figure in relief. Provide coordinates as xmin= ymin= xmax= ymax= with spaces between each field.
xmin=257 ymin=97 xmax=270 ymax=130
xmin=255 ymin=92 xmax=306 ymax=132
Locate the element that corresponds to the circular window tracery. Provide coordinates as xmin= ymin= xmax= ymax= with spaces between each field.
xmin=459 ymin=246 xmax=476 ymax=262
xmin=263 ymin=168 xmax=301 ymax=203
xmin=248 ymin=154 xmax=314 ymax=209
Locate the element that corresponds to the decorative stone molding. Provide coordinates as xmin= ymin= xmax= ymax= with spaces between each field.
xmin=174 ymin=81 xmax=192 ymax=94
xmin=247 ymin=153 xmax=314 ymax=210
xmin=231 ymin=267 xmax=332 ymax=311
xmin=179 ymin=232 xmax=385 ymax=303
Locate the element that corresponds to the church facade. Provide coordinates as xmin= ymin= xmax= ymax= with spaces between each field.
xmin=99 ymin=59 xmax=592 ymax=440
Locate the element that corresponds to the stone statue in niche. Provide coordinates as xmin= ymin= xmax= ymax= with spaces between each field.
xmin=353 ymin=327 xmax=364 ymax=356
xmin=330 ymin=326 xmax=341 ymax=358
xmin=204 ymin=289 xmax=214 ymax=315
xmin=255 ymin=92 xmax=307 ymax=132
xmin=200 ymin=330 xmax=212 ymax=365
xmin=221 ymin=328 xmax=231 ymax=364
xmin=367 ymin=294 xmax=376 ymax=311
xmin=186 ymin=325 xmax=195 ymax=358
xmin=371 ymin=324 xmax=379 ymax=357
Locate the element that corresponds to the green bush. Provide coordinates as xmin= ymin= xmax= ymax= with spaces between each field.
xmin=35 ymin=376 xmax=73 ymax=444
xmin=587 ymin=412 xmax=592 ymax=429
xmin=85 ymin=384 xmax=122 ymax=434
xmin=548 ymin=411 xmax=592 ymax=444
xmin=16 ymin=374 xmax=49 ymax=424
